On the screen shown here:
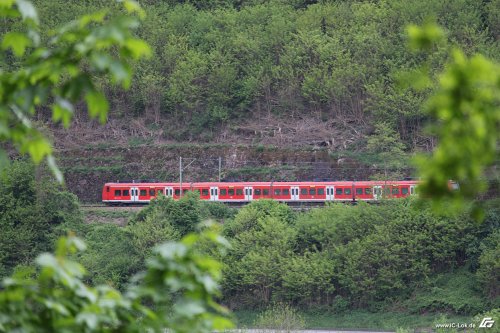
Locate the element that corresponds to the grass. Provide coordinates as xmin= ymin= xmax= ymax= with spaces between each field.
xmin=61 ymin=165 xmax=124 ymax=174
xmin=233 ymin=309 xmax=473 ymax=330
xmin=82 ymin=209 xmax=137 ymax=226
xmin=84 ymin=210 xmax=135 ymax=218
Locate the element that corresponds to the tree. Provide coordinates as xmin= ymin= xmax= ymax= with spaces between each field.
xmin=0 ymin=2 xmax=233 ymax=332
xmin=366 ymin=122 xmax=408 ymax=180
xmin=407 ymin=22 xmax=500 ymax=212
xmin=0 ymin=0 xmax=151 ymax=180
xmin=0 ymin=230 xmax=233 ymax=333
xmin=0 ymin=160 xmax=80 ymax=278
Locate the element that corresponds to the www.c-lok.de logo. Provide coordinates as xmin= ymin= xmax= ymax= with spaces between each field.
xmin=479 ymin=317 xmax=495 ymax=328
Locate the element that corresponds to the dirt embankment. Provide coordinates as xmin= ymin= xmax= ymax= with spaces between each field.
xmin=57 ymin=143 xmax=405 ymax=203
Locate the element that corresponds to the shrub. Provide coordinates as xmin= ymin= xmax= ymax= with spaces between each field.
xmin=79 ymin=224 xmax=141 ymax=289
xmin=0 ymin=160 xmax=82 ymax=278
xmin=132 ymin=192 xmax=201 ymax=236
xmin=254 ymin=303 xmax=305 ymax=331
xmin=476 ymin=230 xmax=500 ymax=299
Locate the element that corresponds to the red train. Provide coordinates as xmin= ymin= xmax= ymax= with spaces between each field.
xmin=102 ymin=180 xmax=420 ymax=204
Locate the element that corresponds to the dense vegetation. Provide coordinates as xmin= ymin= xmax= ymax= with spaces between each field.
xmin=0 ymin=162 xmax=233 ymax=333
xmin=1 ymin=0 xmax=499 ymax=331
xmin=27 ymin=0 xmax=499 ymax=148
xmin=1 ymin=162 xmax=497 ymax=330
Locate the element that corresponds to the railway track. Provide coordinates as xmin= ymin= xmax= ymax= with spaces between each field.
xmin=80 ymin=203 xmax=325 ymax=211
xmin=81 ymin=204 xmax=145 ymax=211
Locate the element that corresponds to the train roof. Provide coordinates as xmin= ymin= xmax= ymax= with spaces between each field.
xmin=104 ymin=180 xmax=420 ymax=187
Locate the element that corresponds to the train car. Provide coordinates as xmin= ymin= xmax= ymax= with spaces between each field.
xmin=102 ymin=180 xmax=421 ymax=205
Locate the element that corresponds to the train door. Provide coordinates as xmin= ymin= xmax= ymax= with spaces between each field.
xmin=373 ymin=186 xmax=382 ymax=200
xmin=165 ymin=187 xmax=174 ymax=198
xmin=244 ymin=187 xmax=253 ymax=201
xmin=130 ymin=187 xmax=139 ymax=202
xmin=210 ymin=187 xmax=219 ymax=201
xmin=410 ymin=185 xmax=416 ymax=196
xmin=290 ymin=186 xmax=300 ymax=201
xmin=326 ymin=186 xmax=335 ymax=201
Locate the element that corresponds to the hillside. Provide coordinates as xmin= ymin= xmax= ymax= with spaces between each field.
xmin=0 ymin=1 xmax=499 ymax=330
xmin=32 ymin=0 xmax=498 ymax=149
xmin=23 ymin=0 xmax=498 ymax=200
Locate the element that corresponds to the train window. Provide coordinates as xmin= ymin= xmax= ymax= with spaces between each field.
xmin=140 ymin=189 xmax=147 ymax=196
xmin=301 ymin=188 xmax=307 ymax=195
xmin=309 ymin=189 xmax=316 ymax=195
xmin=255 ymin=189 xmax=261 ymax=195
xmin=356 ymin=188 xmax=363 ymax=195
xmin=402 ymin=188 xmax=408 ymax=195
xmin=274 ymin=189 xmax=281 ymax=195
xmin=283 ymin=189 xmax=290 ymax=195
xmin=336 ymin=188 xmax=343 ymax=195
xmin=410 ymin=187 xmax=415 ymax=195
xmin=202 ymin=189 xmax=209 ymax=196
xmin=345 ymin=188 xmax=352 ymax=195
xmin=157 ymin=189 xmax=163 ymax=195
xmin=114 ymin=190 xmax=122 ymax=196
xmin=236 ymin=189 xmax=243 ymax=195
xmin=384 ymin=188 xmax=391 ymax=195
xmin=175 ymin=189 xmax=180 ymax=196
xmin=123 ymin=190 xmax=129 ymax=196
xmin=392 ymin=188 xmax=400 ymax=195
xmin=365 ymin=188 xmax=372 ymax=195
xmin=263 ymin=189 xmax=269 ymax=195
xmin=220 ymin=189 xmax=227 ymax=196
xmin=149 ymin=189 xmax=155 ymax=196
xmin=318 ymin=188 xmax=325 ymax=195
xmin=228 ymin=189 xmax=235 ymax=196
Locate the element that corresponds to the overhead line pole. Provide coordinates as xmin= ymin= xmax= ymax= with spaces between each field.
xmin=218 ymin=157 xmax=222 ymax=182
xmin=179 ymin=157 xmax=197 ymax=197
xmin=179 ymin=156 xmax=182 ymax=197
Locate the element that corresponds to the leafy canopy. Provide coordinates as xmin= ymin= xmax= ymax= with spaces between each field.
xmin=0 ymin=0 xmax=151 ymax=181
xmin=0 ymin=229 xmax=233 ymax=333
xmin=407 ymin=22 xmax=500 ymax=213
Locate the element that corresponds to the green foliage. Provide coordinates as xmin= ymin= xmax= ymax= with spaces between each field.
xmin=253 ymin=302 xmax=305 ymax=330
xmin=222 ymin=201 xmax=295 ymax=306
xmin=470 ymin=308 xmax=500 ymax=333
xmin=132 ymin=192 xmax=201 ymax=236
xmin=0 ymin=230 xmax=234 ymax=333
xmin=26 ymin=0 xmax=491 ymax=144
xmin=222 ymin=199 xmax=294 ymax=238
xmin=0 ymin=160 xmax=81 ymax=278
xmin=0 ymin=0 xmax=150 ymax=180
xmin=407 ymin=269 xmax=488 ymax=315
xmin=407 ymin=22 xmax=500 ymax=211
xmin=79 ymin=224 xmax=141 ymax=289
xmin=127 ymin=205 xmax=181 ymax=262
xmin=366 ymin=122 xmax=408 ymax=180
xmin=199 ymin=201 xmax=236 ymax=220
xmin=222 ymin=200 xmax=496 ymax=312
xmin=281 ymin=250 xmax=336 ymax=306
xmin=476 ymin=230 xmax=500 ymax=299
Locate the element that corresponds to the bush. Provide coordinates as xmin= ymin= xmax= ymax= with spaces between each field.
xmin=222 ymin=214 xmax=296 ymax=307
xmin=254 ymin=303 xmax=305 ymax=331
xmin=126 ymin=208 xmax=181 ymax=262
xmin=132 ymin=192 xmax=201 ymax=236
xmin=406 ymin=269 xmax=489 ymax=315
xmin=200 ymin=201 xmax=236 ymax=220
xmin=0 ymin=160 xmax=81 ymax=278
xmin=222 ymin=199 xmax=294 ymax=238
xmin=476 ymin=230 xmax=500 ymax=299
xmin=331 ymin=295 xmax=350 ymax=314
xmin=79 ymin=224 xmax=141 ymax=289
xmin=0 ymin=231 xmax=233 ymax=333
